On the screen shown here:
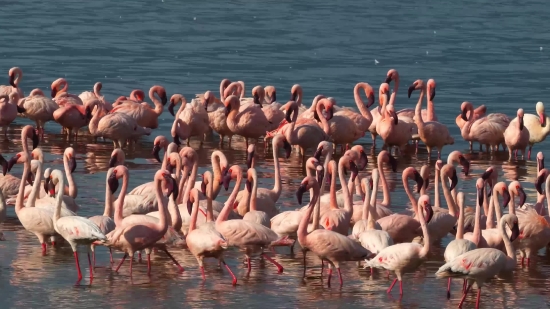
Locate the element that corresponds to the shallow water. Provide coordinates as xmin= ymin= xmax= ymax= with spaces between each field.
xmin=1 ymin=0 xmax=550 ymax=308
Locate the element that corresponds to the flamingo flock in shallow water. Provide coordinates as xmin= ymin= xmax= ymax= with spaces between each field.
xmin=1 ymin=66 xmax=550 ymax=309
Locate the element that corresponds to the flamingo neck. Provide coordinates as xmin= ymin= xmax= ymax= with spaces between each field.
xmin=377 ymin=156 xmax=391 ymax=205
xmin=188 ymin=195 xmax=200 ymax=233
xmin=154 ymin=177 xmax=169 ymax=235
xmin=250 ymin=174 xmax=258 ymax=211
xmin=103 ymin=173 xmax=114 ymax=218
xmin=114 ymin=171 xmax=129 ymax=226
xmin=211 ymin=152 xmax=224 ymax=199
xmin=471 ymin=189 xmax=482 ymax=247
xmin=15 ymin=157 xmax=30 ymax=213
xmin=297 ymin=182 xmax=320 ymax=245
xmin=414 ymin=86 xmax=426 ymax=131
xmin=499 ymin=217 xmax=516 ymax=261
xmin=285 ymin=104 xmax=299 ymax=144
xmin=403 ymin=173 xmax=417 ymax=213
xmin=53 ymin=174 xmax=66 ymax=222
xmin=338 ymin=159 xmax=353 ymax=213
xmin=64 ymin=156 xmax=77 ymax=199
xmin=328 ymin=163 xmax=338 ymax=210
xmin=216 ymin=172 xmax=242 ymax=225
xmin=370 ymin=173 xmax=380 ymax=218
xmin=88 ymin=108 xmax=101 ymax=135
xmin=418 ymin=206 xmax=430 ymax=258
xmin=206 ymin=175 xmax=214 ymax=222
xmin=150 ymin=88 xmax=164 ymax=116
xmin=354 ymin=85 xmax=372 ymax=122
xmin=271 ymin=140 xmax=282 ymax=201
xmin=508 ymin=190 xmax=516 ymax=214
xmin=485 ymin=187 xmax=495 ymax=229
xmin=456 ymin=200 xmax=465 ymax=239
xmin=27 ymin=161 xmax=42 ymax=208
xmin=440 ymin=174 xmax=457 ymax=217
xmin=181 ymin=159 xmax=198 ymax=205
xmin=315 ymin=101 xmax=330 ymax=135
xmin=434 ymin=168 xmax=440 ymax=208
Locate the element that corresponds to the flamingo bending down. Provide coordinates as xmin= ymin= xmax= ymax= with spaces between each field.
xmin=53 ymin=102 xmax=97 ymax=140
xmin=367 ymin=195 xmax=433 ymax=295
xmin=49 ymin=169 xmax=106 ymax=282
xmin=0 ymin=67 xmax=24 ymax=98
xmin=460 ymin=101 xmax=510 ymax=152
xmin=408 ymin=80 xmax=454 ymax=158
xmin=503 ymin=108 xmax=530 ymax=160
xmin=89 ymin=105 xmax=151 ymax=148
xmin=109 ymin=85 xmax=167 ymax=129
xmin=435 ymin=214 xmax=519 ymax=309
xmin=51 ymin=78 xmax=84 ymax=106
xmin=19 ymin=89 xmax=58 ymax=137
xmin=79 ymin=82 xmax=112 ymax=111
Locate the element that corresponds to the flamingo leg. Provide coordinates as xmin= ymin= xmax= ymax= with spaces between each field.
xmin=387 ymin=278 xmax=398 ymax=293
xmin=222 ymin=260 xmax=237 ymax=285
xmin=527 ymin=258 xmax=530 ymax=266
xmin=370 ymin=267 xmax=373 ymax=276
xmin=129 ymin=254 xmax=133 ymax=277
xmin=458 ymin=283 xmax=472 ymax=308
xmin=163 ymin=249 xmax=184 ymax=272
xmin=41 ymin=243 xmax=47 ymax=255
xmin=74 ymin=251 xmax=83 ymax=281
xmin=462 ymin=279 xmax=467 ymax=293
xmin=447 ymin=278 xmax=452 ymax=299
xmin=261 ymin=253 xmax=283 ymax=273
xmin=475 ymin=287 xmax=482 ymax=308
xmin=327 ymin=268 xmax=333 ymax=287
xmin=528 ymin=146 xmax=532 ymax=160
xmin=87 ymin=253 xmax=93 ymax=280
xmin=109 ymin=248 xmax=114 ymax=264
xmin=302 ymin=250 xmax=307 ymax=278
xmin=336 ymin=268 xmax=343 ymax=286
xmin=399 ymin=280 xmax=403 ymax=295
xmin=115 ymin=253 xmax=128 ymax=272
xmin=200 ymin=266 xmax=206 ymax=280
xmin=147 ymin=253 xmax=151 ymax=276
xmin=246 ymin=257 xmax=252 ymax=275
xmin=138 ymin=251 xmax=142 ymax=262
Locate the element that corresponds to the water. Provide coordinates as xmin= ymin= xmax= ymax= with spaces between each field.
xmin=1 ymin=0 xmax=550 ymax=307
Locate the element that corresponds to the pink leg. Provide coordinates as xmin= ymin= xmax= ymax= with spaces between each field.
xmin=163 ymin=249 xmax=184 ymax=272
xmin=115 ymin=253 xmax=128 ymax=272
xmin=147 ymin=253 xmax=151 ymax=276
xmin=51 ymin=240 xmax=56 ymax=247
xmin=399 ymin=280 xmax=403 ymax=295
xmin=327 ymin=268 xmax=333 ymax=287
xmin=200 ymin=266 xmax=206 ymax=280
xmin=370 ymin=267 xmax=373 ymax=276
xmin=92 ymin=251 xmax=96 ymax=269
xmin=222 ymin=260 xmax=237 ymax=285
xmin=521 ymin=257 xmax=524 ymax=266
xmin=462 ymin=279 xmax=467 ymax=293
xmin=387 ymin=278 xmax=398 ymax=293
xmin=261 ymin=253 xmax=283 ymax=273
xmin=129 ymin=255 xmax=133 ymax=277
xmin=458 ymin=283 xmax=472 ymax=308
xmin=447 ymin=278 xmax=451 ymax=299
xmin=336 ymin=268 xmax=343 ymax=286
xmin=74 ymin=251 xmax=83 ymax=281
xmin=87 ymin=253 xmax=93 ymax=280
xmin=41 ymin=243 xmax=47 ymax=256
xmin=138 ymin=252 xmax=142 ymax=263
xmin=246 ymin=257 xmax=252 ymax=275
xmin=109 ymin=249 xmax=114 ymax=264
xmin=475 ymin=287 xmax=482 ymax=308
xmin=528 ymin=147 xmax=532 ymax=160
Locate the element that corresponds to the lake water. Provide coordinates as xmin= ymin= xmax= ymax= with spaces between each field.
xmin=1 ymin=0 xmax=550 ymax=308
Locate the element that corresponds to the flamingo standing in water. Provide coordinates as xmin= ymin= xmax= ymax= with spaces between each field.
xmin=460 ymin=101 xmax=509 ymax=152
xmin=89 ymin=105 xmax=151 ymax=148
xmin=79 ymin=82 xmax=113 ymax=111
xmin=242 ymin=168 xmax=270 ymax=227
xmin=503 ymin=108 xmax=530 ymax=160
xmin=0 ymin=67 xmax=24 ymax=98
xmin=19 ymin=89 xmax=57 ymax=137
xmin=435 ymin=213 xmax=519 ymax=309
xmin=171 ymin=94 xmax=210 ymax=145
xmin=0 ymin=92 xmax=24 ymax=139
xmin=51 ymin=78 xmax=84 ymax=106
xmin=1 ymin=126 xmax=39 ymax=197
xmin=109 ymin=85 xmax=167 ymax=129
xmin=49 ymin=169 xmax=106 ymax=282
xmin=223 ymin=95 xmax=272 ymax=148
xmin=377 ymin=92 xmax=413 ymax=154
xmin=367 ymin=195 xmax=434 ymax=295
xmin=505 ymin=101 xmax=550 ymax=159
xmin=53 ymin=100 xmax=97 ymax=140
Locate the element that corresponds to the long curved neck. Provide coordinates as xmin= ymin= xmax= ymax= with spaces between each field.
xmin=211 ymin=152 xmax=223 ymax=199
xmin=370 ymin=173 xmax=380 ymax=217
xmin=338 ymin=160 xmax=352 ymax=213
xmin=414 ymin=86 xmax=426 ymax=131
xmin=313 ymin=163 xmax=329 ymax=227
xmin=499 ymin=219 xmax=516 ymax=260
xmin=114 ymin=172 xmax=129 ymax=226
xmin=471 ymin=190 xmax=482 ymax=246
xmin=27 ymin=162 xmax=42 ymax=207
xmin=315 ymin=102 xmax=330 ymax=135
xmin=88 ymin=109 xmax=101 ymax=135
xmin=153 ymin=178 xmax=169 ymax=234
xmin=188 ymin=198 xmax=200 ymax=233
xmin=181 ymin=159 xmax=198 ymax=204
xmin=508 ymin=189 xmax=517 ymax=212
xmin=150 ymin=89 xmax=164 ymax=116
xmin=15 ymin=158 xmax=30 ymax=213
xmin=53 ymin=175 xmax=66 ymax=222
xmin=206 ymin=176 xmax=214 ymax=222
xmin=494 ymin=192 xmax=503 ymax=222
xmin=403 ymin=175 xmax=417 ymax=212
xmin=486 ymin=187 xmax=495 ymax=229
xmin=440 ymin=174 xmax=457 ymax=216
xmin=271 ymin=140 xmax=282 ymax=201
xmin=354 ymin=86 xmax=372 ymax=122
xmin=297 ymin=184 xmax=320 ymax=242
xmin=249 ymin=174 xmax=258 ymax=211
xmin=418 ymin=207 xmax=430 ymax=258
xmin=285 ymin=104 xmax=299 ymax=144
xmin=216 ymin=174 xmax=242 ymax=224
xmin=545 ymin=177 xmax=550 ymax=216
xmin=434 ymin=168 xmax=441 ymax=208
xmin=103 ymin=176 xmax=114 ymax=218
xmin=328 ymin=164 xmax=338 ymax=210
xmin=456 ymin=200 xmax=465 ymax=239
xmin=426 ymin=84 xmax=435 ymax=121
xmin=377 ymin=156 xmax=391 ymax=205
xmin=64 ymin=156 xmax=77 ymax=198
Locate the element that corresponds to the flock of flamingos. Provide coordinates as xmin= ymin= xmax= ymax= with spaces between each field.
xmin=1 ymin=67 xmax=550 ymax=308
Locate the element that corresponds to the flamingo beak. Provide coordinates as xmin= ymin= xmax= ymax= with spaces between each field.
xmin=459 ymin=156 xmax=470 ymax=176
xmin=316 ymin=167 xmax=324 ymax=185
xmin=69 ymin=155 xmax=77 ymax=174
xmin=414 ymin=172 xmax=424 ymax=194
xmin=32 ymin=130 xmax=40 ymax=149
xmin=367 ymin=93 xmax=375 ymax=108
xmin=407 ymin=84 xmax=415 ymax=98
xmin=461 ymin=108 xmax=468 ymax=121
xmin=246 ymin=149 xmax=255 ymax=169
xmin=108 ymin=172 xmax=119 ymax=194
xmin=109 ymin=153 xmax=118 ymax=168
xmin=349 ymin=160 xmax=359 ymax=182
xmin=477 ymin=186 xmax=485 ymax=207
xmin=224 ymin=105 xmax=231 ymax=117
xmin=517 ymin=187 xmax=526 ymax=207
xmin=313 ymin=110 xmax=321 ymax=122
xmin=27 ymin=171 xmax=34 ymax=186
xmin=424 ymin=203 xmax=434 ymax=223
xmin=160 ymin=92 xmax=168 ymax=106
xmin=424 ymin=175 xmax=430 ymax=190
xmin=450 ymin=170 xmax=458 ymax=191
xmin=384 ymin=75 xmax=392 ymax=84
xmin=9 ymin=74 xmax=16 ymax=88
xmin=246 ymin=179 xmax=252 ymax=193
xmin=389 ymin=154 xmax=398 ymax=172
xmin=313 ymin=146 xmax=323 ymax=161
xmin=358 ymin=150 xmax=368 ymax=170
xmin=50 ymin=87 xmax=57 ymax=98
xmin=537 ymin=156 xmax=544 ymax=171
xmin=285 ymin=108 xmax=293 ymax=123
xmin=152 ymin=144 xmax=162 ymax=163
xmin=540 ymin=112 xmax=546 ymax=127
xmin=43 ymin=177 xmax=50 ymax=195
xmin=325 ymin=107 xmax=334 ymax=121
xmin=502 ymin=189 xmax=510 ymax=208
xmin=291 ymin=92 xmax=297 ymax=102
xmin=271 ymin=92 xmax=277 ymax=103
xmin=0 ymin=155 xmax=7 ymax=176
xmin=172 ymin=134 xmax=181 ymax=146
xmin=222 ymin=173 xmax=232 ymax=191
xmin=535 ymin=174 xmax=545 ymax=194
xmin=17 ymin=105 xmax=26 ymax=113
xmin=187 ymin=200 xmax=193 ymax=216
xmin=170 ymin=176 xmax=178 ymax=200
xmin=283 ymin=140 xmax=292 ymax=159
xmin=510 ymin=222 xmax=520 ymax=242
xmin=7 ymin=155 xmax=19 ymax=172
xmin=166 ymin=162 xmax=174 ymax=174
xmin=390 ymin=110 xmax=398 ymax=125
xmin=481 ymin=169 xmax=493 ymax=181
xmin=430 ymin=88 xmax=436 ymax=101
xmin=201 ymin=180 xmax=207 ymax=196
xmin=519 ymin=116 xmax=524 ymax=131
xmin=253 ymin=93 xmax=262 ymax=108
xmin=47 ymin=181 xmax=56 ymax=197
xmin=168 ymin=100 xmax=176 ymax=116
xmin=296 ymin=183 xmax=308 ymax=205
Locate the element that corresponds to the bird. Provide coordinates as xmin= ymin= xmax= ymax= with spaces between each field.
xmin=503 ymin=108 xmax=530 ymax=160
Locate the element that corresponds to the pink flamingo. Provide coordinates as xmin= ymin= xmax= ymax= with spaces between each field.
xmin=297 ymin=170 xmax=370 ymax=287
xmin=367 ymin=195 xmax=433 ymax=295
xmin=320 ymin=97 xmax=363 ymax=151
xmin=216 ymin=165 xmax=292 ymax=275
xmin=244 ymin=85 xmax=285 ymax=132
xmin=460 ymin=101 xmax=510 ymax=152
xmin=192 ymin=150 xmax=228 ymax=200
xmin=0 ymin=67 xmax=24 ymax=98
xmin=408 ymin=79 xmax=454 ymax=158
xmin=53 ymin=101 xmax=96 ymax=140
xmin=425 ymin=163 xmax=458 ymax=242
xmin=455 ymin=104 xmax=487 ymax=151
xmin=503 ymin=108 xmax=530 ymax=160
xmin=49 ymin=169 xmax=106 ymax=282
xmin=332 ymin=83 xmax=375 ymax=136
xmin=223 ymin=95 xmax=272 ymax=148
xmin=385 ymin=70 xmax=438 ymax=122
xmin=435 ymin=213 xmax=519 ymax=309
xmin=278 ymin=84 xmax=307 ymax=115
xmin=51 ymin=78 xmax=84 ymax=106
xmin=367 ymin=83 xmax=390 ymax=146
xmin=19 ymin=89 xmax=57 ymax=137
xmin=89 ymin=105 xmax=151 ymax=148
xmin=202 ymin=90 xmax=234 ymax=147
xmin=377 ymin=92 xmax=413 ymax=154
xmin=171 ymin=94 xmax=210 ymax=145
xmin=507 ymin=102 xmax=550 ymax=159
xmin=0 ymin=92 xmax=22 ymax=139
xmin=241 ymin=168 xmax=270 ymax=227
xmin=1 ymin=126 xmax=39 ymax=198
xmin=79 ymin=82 xmax=113 ymax=111
xmin=109 ymin=85 xmax=167 ymax=129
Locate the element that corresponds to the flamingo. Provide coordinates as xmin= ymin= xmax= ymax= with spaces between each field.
xmin=385 ymin=71 xmax=438 ymax=122
xmin=332 ymin=83 xmax=375 ymax=138
xmin=425 ymin=163 xmax=458 ymax=243
xmin=242 ymin=168 xmax=270 ymax=227
xmin=455 ymin=104 xmax=488 ymax=151
xmin=89 ymin=105 xmax=151 ymax=148
xmin=506 ymin=101 xmax=550 ymax=159
xmin=377 ymin=92 xmax=413 ymax=154
xmin=247 ymin=85 xmax=285 ymax=132
xmin=216 ymin=165 xmax=292 ymax=275
xmin=297 ymin=167 xmax=370 ymax=287
xmin=49 ymin=169 xmax=106 ymax=282
xmin=408 ymin=79 xmax=454 ymax=158
xmin=223 ymin=95 xmax=272 ymax=148
xmin=171 ymin=94 xmax=210 ymax=145
xmin=186 ymin=186 xmax=237 ymax=285
xmin=443 ymin=192 xmax=477 ymax=299
xmin=0 ymin=92 xmax=24 ymax=139
xmin=367 ymin=195 xmax=433 ymax=295
xmin=203 ymin=82 xmax=237 ymax=147
xmin=278 ymin=84 xmax=307 ymax=116
xmin=79 ymin=82 xmax=112 ymax=111
xmin=192 ymin=150 xmax=228 ymax=200
xmin=435 ymin=213 xmax=519 ymax=309
xmin=460 ymin=101 xmax=510 ymax=152
xmin=109 ymin=85 xmax=168 ymax=129
xmin=1 ymin=126 xmax=39 ymax=197
xmin=18 ymin=89 xmax=58 ymax=137
xmin=320 ymin=97 xmax=363 ymax=151
xmin=53 ymin=101 xmax=97 ymax=140
xmin=51 ymin=78 xmax=84 ymax=106
xmin=0 ymin=67 xmax=24 ymax=98
xmin=367 ymin=83 xmax=390 ymax=146
xmin=503 ymin=108 xmax=530 ymax=160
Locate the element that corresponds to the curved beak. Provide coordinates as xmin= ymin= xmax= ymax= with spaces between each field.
xmin=424 ymin=204 xmax=434 ymax=223
xmin=414 ymin=172 xmax=424 ymax=194
xmin=271 ymin=92 xmax=277 ymax=103
xmin=253 ymin=93 xmax=262 ymax=108
xmin=517 ymin=187 xmax=526 ymax=207
xmin=50 ymin=87 xmax=57 ymax=98
xmin=222 ymin=174 xmax=232 ymax=191
xmin=168 ymin=101 xmax=176 ymax=116
xmin=9 ymin=74 xmax=16 ymax=88
xmin=518 ymin=115 xmax=524 ymax=130
xmin=296 ymin=183 xmax=308 ymax=205
xmin=349 ymin=161 xmax=359 ymax=182
xmin=285 ymin=108 xmax=293 ymax=123
xmin=7 ymin=155 xmax=18 ymax=172
xmin=449 ymin=170 xmax=458 ymax=191
xmin=540 ymin=112 xmax=546 ymax=127
xmin=170 ymin=176 xmax=178 ymax=200
xmin=535 ymin=174 xmax=545 ymax=194
xmin=366 ymin=93 xmax=375 ymax=108
xmin=477 ymin=186 xmax=484 ymax=207
xmin=187 ymin=199 xmax=193 ymax=216
xmin=358 ymin=150 xmax=368 ymax=170
xmin=502 ymin=189 xmax=510 ymax=208
xmin=481 ymin=169 xmax=492 ymax=181
xmin=510 ymin=222 xmax=520 ymax=242
xmin=246 ymin=149 xmax=255 ymax=168
xmin=152 ymin=144 xmax=162 ymax=163
xmin=17 ymin=105 xmax=26 ymax=113
xmin=69 ymin=156 xmax=77 ymax=174
xmin=313 ymin=146 xmax=323 ymax=161
xmin=459 ymin=156 xmax=470 ymax=176
xmin=32 ymin=130 xmax=40 ymax=149
xmin=108 ymin=172 xmax=119 ymax=194
xmin=166 ymin=162 xmax=174 ymax=174
xmin=461 ymin=108 xmax=468 ymax=121
xmin=201 ymin=179 xmax=207 ymax=196
xmin=283 ymin=140 xmax=292 ymax=159
xmin=424 ymin=176 xmax=430 ymax=190
xmin=0 ymin=155 xmax=7 ymax=176
xmin=390 ymin=110 xmax=398 ymax=125
xmin=384 ymin=76 xmax=392 ymax=84
xmin=172 ymin=134 xmax=181 ymax=146
xmin=224 ymin=105 xmax=231 ymax=117
xmin=160 ymin=92 xmax=168 ymax=106
xmin=407 ymin=85 xmax=415 ymax=98
xmin=47 ymin=180 xmax=56 ymax=197
xmin=389 ymin=154 xmax=398 ymax=172
xmin=246 ymin=179 xmax=252 ymax=193
xmin=26 ymin=171 xmax=34 ymax=186
xmin=43 ymin=177 xmax=50 ymax=195
xmin=430 ymin=88 xmax=436 ymax=101
xmin=325 ymin=106 xmax=334 ymax=121
xmin=316 ymin=167 xmax=324 ymax=185
xmin=108 ymin=153 xmax=117 ymax=168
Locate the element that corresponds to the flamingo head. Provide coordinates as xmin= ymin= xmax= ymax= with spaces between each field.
xmin=186 ymin=188 xmax=199 ymax=215
xmin=108 ymin=168 xmax=120 ymax=194
xmin=201 ymin=174 xmax=207 ymax=196
xmin=517 ymin=108 xmax=525 ymax=130
xmin=513 ymin=182 xmax=526 ymax=207
xmin=407 ymin=79 xmax=425 ymax=99
xmin=316 ymin=165 xmax=324 ymax=186
xmin=384 ymin=69 xmax=398 ymax=84
xmin=296 ymin=176 xmax=316 ymax=206
xmin=427 ymin=79 xmax=436 ymax=101
xmin=7 ymin=152 xmax=26 ymax=172
xmin=246 ymin=144 xmax=255 ymax=168
xmin=8 ymin=69 xmax=17 ymax=88
xmin=223 ymin=95 xmax=239 ymax=117
xmin=537 ymin=152 xmax=545 ymax=171
xmin=449 ymin=168 xmax=458 ymax=192
xmin=536 ymin=102 xmax=546 ymax=127
xmin=152 ymin=143 xmax=163 ymax=164
xmin=109 ymin=152 xmax=118 ymax=168
xmin=65 ymin=148 xmax=77 ymax=174
xmin=387 ymin=152 xmax=398 ymax=172
xmin=222 ymin=165 xmax=240 ymax=191
xmin=348 ymin=158 xmax=359 ymax=182
xmin=324 ymin=99 xmax=335 ymax=121
xmin=386 ymin=105 xmax=398 ymax=125
xmin=350 ymin=146 xmax=368 ymax=171
xmin=285 ymin=103 xmax=294 ymax=123
xmin=418 ymin=195 xmax=434 ymax=223
xmin=0 ymin=155 xmax=7 ymax=176
xmin=43 ymin=168 xmax=51 ymax=194
xmin=508 ymin=215 xmax=520 ymax=242
xmin=457 ymin=154 xmax=470 ymax=176
xmin=169 ymin=176 xmax=179 ymax=201
xmin=252 ymin=86 xmax=263 ymax=108
xmin=265 ymin=86 xmax=276 ymax=103
xmin=203 ymin=91 xmax=213 ymax=110
xmin=47 ymin=179 xmax=56 ymax=197
xmin=412 ymin=170 xmax=424 ymax=194
xmin=460 ymin=102 xmax=473 ymax=121
xmin=535 ymin=170 xmax=546 ymax=195
xmin=475 ymin=178 xmax=485 ymax=207
xmin=313 ymin=145 xmax=323 ymax=161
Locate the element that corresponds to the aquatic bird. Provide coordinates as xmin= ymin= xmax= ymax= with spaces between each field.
xmin=49 ymin=169 xmax=106 ymax=282
xmin=0 ymin=92 xmax=23 ymax=139
xmin=89 ymin=105 xmax=151 ymax=148
xmin=223 ymin=95 xmax=272 ymax=148
xmin=443 ymin=192 xmax=477 ymax=299
xmin=79 ymin=82 xmax=112 ymax=111
xmin=408 ymin=79 xmax=454 ymax=158
xmin=506 ymin=102 xmax=550 ymax=159
xmin=460 ymin=101 xmax=510 ymax=152
xmin=192 ymin=150 xmax=228 ymax=200
xmin=1 ymin=126 xmax=39 ymax=197
xmin=51 ymin=78 xmax=84 ymax=106
xmin=367 ymin=195 xmax=434 ymax=295
xmin=321 ymin=97 xmax=363 ymax=150
xmin=332 ymin=83 xmax=375 ymax=136
xmin=171 ymin=94 xmax=210 ymax=145
xmin=377 ymin=92 xmax=413 ymax=154
xmin=18 ymin=89 xmax=58 ymax=137
xmin=503 ymin=108 xmax=530 ymax=160
xmin=435 ymin=213 xmax=519 ymax=309
xmin=53 ymin=102 xmax=96 ymax=140
xmin=109 ymin=85 xmax=168 ymax=129
xmin=242 ymin=168 xmax=270 ymax=227
xmin=425 ymin=163 xmax=458 ymax=243
xmin=0 ymin=67 xmax=24 ymax=98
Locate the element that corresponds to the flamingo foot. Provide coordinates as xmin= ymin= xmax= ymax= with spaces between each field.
xmin=475 ymin=287 xmax=482 ymax=308
xmin=115 ymin=253 xmax=128 ymax=272
xmin=387 ymin=278 xmax=398 ymax=293
xmin=458 ymin=283 xmax=472 ymax=308
xmin=87 ymin=253 xmax=93 ymax=280
xmin=200 ymin=266 xmax=205 ymax=280
xmin=447 ymin=277 xmax=451 ymax=299
xmin=222 ymin=261 xmax=237 ymax=285
xmin=261 ymin=253 xmax=283 ymax=273
xmin=74 ymin=251 xmax=83 ymax=282
xmin=41 ymin=243 xmax=47 ymax=255
xmin=163 ymin=249 xmax=184 ymax=272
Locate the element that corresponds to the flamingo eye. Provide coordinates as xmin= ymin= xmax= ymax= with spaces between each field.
xmin=424 ymin=201 xmax=428 ymax=205
xmin=516 ymin=185 xmax=519 ymax=189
